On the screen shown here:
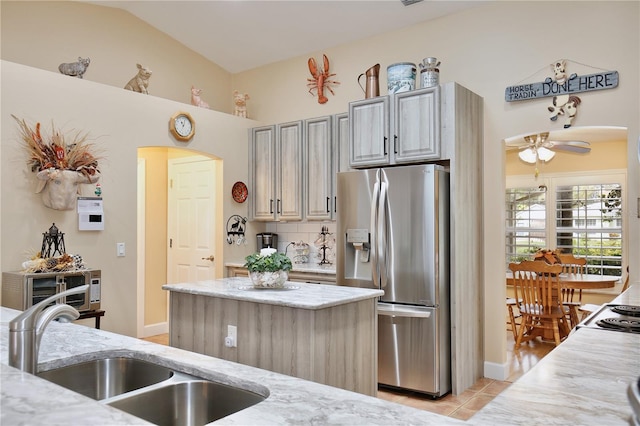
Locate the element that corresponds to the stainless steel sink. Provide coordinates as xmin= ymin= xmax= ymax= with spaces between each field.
xmin=38 ymin=355 xmax=266 ymax=425
xmin=37 ymin=357 xmax=174 ymax=399
xmin=107 ymin=379 xmax=266 ymax=426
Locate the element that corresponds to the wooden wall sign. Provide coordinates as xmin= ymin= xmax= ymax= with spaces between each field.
xmin=504 ymin=60 xmax=620 ymax=129
xmin=505 ymin=65 xmax=619 ymax=102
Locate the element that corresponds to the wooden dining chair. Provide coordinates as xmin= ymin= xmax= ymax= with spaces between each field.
xmin=509 ymin=261 xmax=571 ymax=347
xmin=506 ymin=297 xmax=522 ymax=340
xmin=557 ymin=254 xmax=587 ymax=327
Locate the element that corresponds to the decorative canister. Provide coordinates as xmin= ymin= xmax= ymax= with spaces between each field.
xmin=419 ymin=57 xmax=441 ymax=88
xmin=420 ymin=69 xmax=439 ymax=88
xmin=387 ymin=62 xmax=416 ymax=94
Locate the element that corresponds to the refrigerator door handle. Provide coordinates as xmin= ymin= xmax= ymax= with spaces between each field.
xmin=378 ymin=303 xmax=432 ymax=318
xmin=370 ymin=179 xmax=380 ymax=286
xmin=378 ymin=181 xmax=388 ymax=289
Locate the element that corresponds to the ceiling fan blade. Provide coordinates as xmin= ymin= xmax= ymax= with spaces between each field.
xmin=550 ymin=144 xmax=591 ymax=154
xmin=505 ymin=141 xmax=529 ymax=148
xmin=546 ymin=140 xmax=591 ymax=153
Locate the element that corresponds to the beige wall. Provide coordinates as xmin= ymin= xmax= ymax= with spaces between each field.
xmin=1 ymin=1 xmax=233 ymax=113
xmin=138 ymin=147 xmax=168 ymax=326
xmin=2 ymin=1 xmax=639 ymax=379
xmin=232 ymin=0 xmax=640 ymax=377
xmin=1 ymin=61 xmax=257 ymax=337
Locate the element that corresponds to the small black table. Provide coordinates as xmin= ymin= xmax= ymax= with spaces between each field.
xmin=77 ymin=309 xmax=105 ymax=329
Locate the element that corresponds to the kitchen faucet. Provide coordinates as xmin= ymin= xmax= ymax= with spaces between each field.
xmin=8 ymin=285 xmax=88 ymax=373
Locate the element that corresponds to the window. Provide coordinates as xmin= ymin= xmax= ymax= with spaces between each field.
xmin=506 ymin=173 xmax=625 ymax=277
xmin=505 ymin=187 xmax=546 ymax=262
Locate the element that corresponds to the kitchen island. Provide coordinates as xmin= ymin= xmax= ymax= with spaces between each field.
xmin=163 ymin=277 xmax=382 ymax=396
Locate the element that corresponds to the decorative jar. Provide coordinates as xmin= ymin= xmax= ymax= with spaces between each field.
xmin=249 ymin=270 xmax=289 ymax=289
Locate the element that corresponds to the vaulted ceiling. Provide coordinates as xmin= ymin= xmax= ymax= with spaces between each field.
xmin=86 ymin=1 xmax=485 ymax=73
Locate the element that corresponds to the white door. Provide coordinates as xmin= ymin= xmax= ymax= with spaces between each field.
xmin=167 ymin=156 xmax=217 ymax=284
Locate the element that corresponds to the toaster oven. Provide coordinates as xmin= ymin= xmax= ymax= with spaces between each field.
xmin=1 ymin=269 xmax=101 ymax=312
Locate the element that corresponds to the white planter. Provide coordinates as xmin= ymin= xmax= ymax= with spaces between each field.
xmin=249 ymin=270 xmax=289 ymax=288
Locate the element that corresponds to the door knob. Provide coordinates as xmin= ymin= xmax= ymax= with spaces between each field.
xmin=202 ymin=255 xmax=215 ymax=262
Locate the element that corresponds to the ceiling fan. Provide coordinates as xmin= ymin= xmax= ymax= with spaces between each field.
xmin=506 ymin=132 xmax=591 ymax=164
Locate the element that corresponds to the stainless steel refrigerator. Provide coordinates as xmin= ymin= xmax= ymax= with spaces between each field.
xmin=336 ymin=164 xmax=450 ymax=397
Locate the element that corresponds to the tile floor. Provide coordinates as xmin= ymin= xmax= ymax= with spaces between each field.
xmin=141 ymin=328 xmax=555 ymax=421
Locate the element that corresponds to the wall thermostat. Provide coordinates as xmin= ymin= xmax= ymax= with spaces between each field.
xmin=78 ymin=197 xmax=104 ymax=231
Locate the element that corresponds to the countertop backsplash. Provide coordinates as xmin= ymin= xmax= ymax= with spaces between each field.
xmin=265 ymin=222 xmax=337 ymax=266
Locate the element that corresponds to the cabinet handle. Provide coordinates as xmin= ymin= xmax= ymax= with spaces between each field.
xmin=383 ymin=136 xmax=387 ymax=155
xmin=394 ymin=135 xmax=398 ymax=154
xmin=270 ymin=199 xmax=274 ymax=214
xmin=334 ymin=196 xmax=337 ymax=213
xmin=326 ymin=197 xmax=330 ymax=213
xmin=277 ymin=199 xmax=281 ymax=214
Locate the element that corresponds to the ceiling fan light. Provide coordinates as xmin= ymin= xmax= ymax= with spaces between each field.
xmin=518 ymin=148 xmax=537 ymax=164
xmin=538 ymin=147 xmax=556 ymax=162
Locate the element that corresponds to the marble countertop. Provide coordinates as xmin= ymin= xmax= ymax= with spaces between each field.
xmin=225 ymin=261 xmax=336 ymax=276
xmin=163 ymin=277 xmax=382 ymax=309
xmin=2 ymin=286 xmax=638 ymax=425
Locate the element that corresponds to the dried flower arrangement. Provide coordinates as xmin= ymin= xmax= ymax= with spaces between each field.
xmin=12 ymin=114 xmax=100 ymax=177
xmin=22 ymin=252 xmax=84 ymax=273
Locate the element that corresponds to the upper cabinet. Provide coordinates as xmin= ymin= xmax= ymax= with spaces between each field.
xmin=304 ymin=116 xmax=333 ymax=220
xmin=251 ymin=113 xmax=347 ymax=222
xmin=349 ymin=86 xmax=440 ymax=168
xmin=249 ymin=121 xmax=304 ymax=221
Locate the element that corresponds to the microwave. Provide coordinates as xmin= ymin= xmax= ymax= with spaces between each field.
xmin=1 ymin=269 xmax=101 ymax=312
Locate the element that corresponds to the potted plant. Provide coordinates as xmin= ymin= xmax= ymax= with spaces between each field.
xmin=244 ymin=248 xmax=292 ymax=288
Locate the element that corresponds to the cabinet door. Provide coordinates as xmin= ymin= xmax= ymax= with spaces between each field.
xmin=276 ymin=121 xmax=304 ymax=221
xmin=333 ymin=112 xmax=349 ymax=219
xmin=349 ymin=96 xmax=390 ymax=167
xmin=334 ymin=112 xmax=350 ymax=173
xmin=393 ymin=87 xmax=440 ymax=163
xmin=305 ymin=116 xmax=333 ymax=220
xmin=250 ymin=125 xmax=276 ymax=220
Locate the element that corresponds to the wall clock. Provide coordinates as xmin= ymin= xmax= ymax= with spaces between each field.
xmin=169 ymin=111 xmax=195 ymax=142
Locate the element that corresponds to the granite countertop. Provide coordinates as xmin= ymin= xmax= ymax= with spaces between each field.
xmin=474 ymin=284 xmax=640 ymax=425
xmin=163 ymin=277 xmax=381 ymax=309
xmin=2 ymin=286 xmax=638 ymax=425
xmin=0 ymin=306 xmax=461 ymax=426
xmin=225 ymin=261 xmax=336 ymax=276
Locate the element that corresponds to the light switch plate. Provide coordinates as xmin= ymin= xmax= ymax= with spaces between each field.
xmin=117 ymin=242 xmax=125 ymax=257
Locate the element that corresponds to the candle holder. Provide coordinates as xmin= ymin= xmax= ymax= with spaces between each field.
xmin=315 ymin=226 xmax=334 ymax=266
xmin=41 ymin=223 xmax=66 ymax=258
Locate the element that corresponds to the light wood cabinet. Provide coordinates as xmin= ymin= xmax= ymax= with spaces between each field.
xmin=346 ymin=82 xmax=485 ymax=395
xmin=249 ymin=121 xmax=303 ymax=221
xmin=251 ymin=113 xmax=348 ymax=222
xmin=349 ymin=86 xmax=440 ymax=168
xmin=304 ymin=116 xmax=333 ymax=220
xmin=334 ymin=113 xmax=351 ymax=173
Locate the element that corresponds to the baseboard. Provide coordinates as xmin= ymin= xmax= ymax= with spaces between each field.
xmin=484 ymin=360 xmax=509 ymax=381
xmin=142 ymin=322 xmax=168 ymax=338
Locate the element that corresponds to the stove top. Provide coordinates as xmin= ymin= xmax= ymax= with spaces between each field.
xmin=577 ymin=304 xmax=640 ymax=334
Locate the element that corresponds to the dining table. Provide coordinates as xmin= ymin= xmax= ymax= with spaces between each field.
xmin=506 ymin=272 xmax=619 ymax=290
xmin=506 ymin=272 xmax=620 ymax=342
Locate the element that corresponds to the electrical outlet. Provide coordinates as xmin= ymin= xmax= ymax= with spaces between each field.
xmin=225 ymin=325 xmax=237 ymax=348
xmin=117 ymin=242 xmax=125 ymax=257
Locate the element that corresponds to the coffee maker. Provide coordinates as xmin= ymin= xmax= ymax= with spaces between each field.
xmin=256 ymin=232 xmax=278 ymax=251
